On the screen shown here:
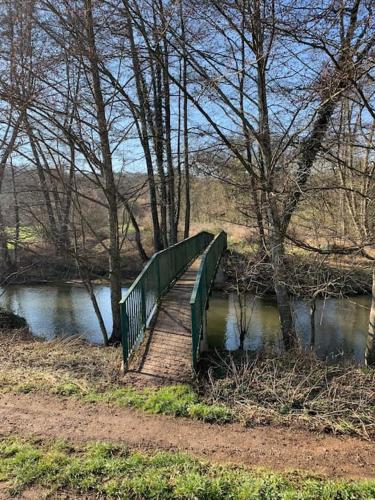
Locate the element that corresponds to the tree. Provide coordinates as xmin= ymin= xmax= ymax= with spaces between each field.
xmin=141 ymin=0 xmax=374 ymax=349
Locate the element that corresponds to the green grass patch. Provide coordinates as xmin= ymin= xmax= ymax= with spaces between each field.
xmin=0 ymin=367 xmax=232 ymax=424
xmin=5 ymin=226 xmax=40 ymax=248
xmin=1 ymin=436 xmax=374 ymax=499
xmin=84 ymin=384 xmax=233 ymax=423
xmin=2 ymin=336 xmax=374 ymax=439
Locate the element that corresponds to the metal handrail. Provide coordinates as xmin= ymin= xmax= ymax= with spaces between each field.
xmin=190 ymin=231 xmax=227 ymax=369
xmin=120 ymin=231 xmax=214 ymax=365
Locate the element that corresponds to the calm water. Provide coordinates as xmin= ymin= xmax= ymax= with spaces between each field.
xmin=0 ymin=284 xmax=371 ymax=362
xmin=207 ymin=291 xmax=371 ymax=363
xmin=0 ymin=284 xmax=128 ymax=344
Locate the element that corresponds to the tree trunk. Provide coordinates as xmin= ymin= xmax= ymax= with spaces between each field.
xmin=268 ymin=207 xmax=298 ymax=350
xmin=161 ymin=26 xmax=177 ymax=244
xmin=310 ymin=299 xmax=316 ymax=347
xmin=123 ymin=1 xmax=163 ymax=251
xmin=0 ymin=114 xmax=22 ymax=271
xmin=365 ymin=269 xmax=375 ymax=366
xmin=181 ymin=7 xmax=190 ymax=239
xmin=10 ymin=160 xmax=20 ymax=268
xmin=85 ymin=0 xmax=122 ymax=344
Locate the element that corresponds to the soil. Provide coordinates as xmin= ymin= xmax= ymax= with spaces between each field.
xmin=1 ymin=392 xmax=375 ymax=480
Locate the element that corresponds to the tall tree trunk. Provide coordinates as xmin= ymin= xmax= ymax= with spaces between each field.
xmin=251 ymin=0 xmax=297 ymax=350
xmin=60 ymin=136 xmax=75 ymax=252
xmin=268 ymin=212 xmax=297 ymax=349
xmin=175 ymin=62 xmax=182 ymax=237
xmin=161 ymin=23 xmax=177 ymax=244
xmin=25 ymin=118 xmax=59 ymax=252
xmin=85 ymin=0 xmax=122 ymax=344
xmin=10 ymin=159 xmax=20 ymax=268
xmin=150 ymin=2 xmax=168 ymax=248
xmin=0 ymin=114 xmax=22 ymax=271
xmin=180 ymin=0 xmax=190 ymax=239
xmin=365 ymin=269 xmax=375 ymax=366
xmin=123 ymin=1 xmax=163 ymax=251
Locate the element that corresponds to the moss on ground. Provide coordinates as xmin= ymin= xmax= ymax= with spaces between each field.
xmin=1 ymin=436 xmax=375 ymax=499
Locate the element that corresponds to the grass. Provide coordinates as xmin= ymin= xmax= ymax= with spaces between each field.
xmin=2 ymin=331 xmax=375 ymax=438
xmin=201 ymin=350 xmax=375 ymax=440
xmin=83 ymin=384 xmax=232 ymax=423
xmin=1 ymin=436 xmax=375 ymax=499
xmin=5 ymin=226 xmax=40 ymax=249
xmin=0 ymin=333 xmax=232 ymax=424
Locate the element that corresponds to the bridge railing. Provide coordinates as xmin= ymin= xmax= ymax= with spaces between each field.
xmin=190 ymin=231 xmax=227 ymax=370
xmin=121 ymin=231 xmax=214 ymax=366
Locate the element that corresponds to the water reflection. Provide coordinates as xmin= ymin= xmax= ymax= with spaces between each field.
xmin=0 ymin=284 xmax=128 ymax=344
xmin=207 ymin=291 xmax=370 ymax=363
xmin=0 ymin=284 xmax=371 ymax=362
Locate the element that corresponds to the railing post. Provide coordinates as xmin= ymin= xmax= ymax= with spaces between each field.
xmin=140 ymin=281 xmax=146 ymax=328
xmin=121 ymin=307 xmax=129 ymax=371
xmin=191 ymin=304 xmax=197 ymax=370
xmin=156 ymin=257 xmax=161 ymax=296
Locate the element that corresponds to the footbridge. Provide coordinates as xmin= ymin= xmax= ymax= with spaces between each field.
xmin=120 ymin=231 xmax=227 ymax=381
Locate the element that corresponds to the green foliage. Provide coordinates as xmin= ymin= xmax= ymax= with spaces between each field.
xmin=0 ymin=361 xmax=232 ymax=424
xmin=1 ymin=437 xmax=375 ymax=499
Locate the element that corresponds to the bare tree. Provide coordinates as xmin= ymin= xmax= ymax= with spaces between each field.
xmin=141 ymin=0 xmax=374 ymax=349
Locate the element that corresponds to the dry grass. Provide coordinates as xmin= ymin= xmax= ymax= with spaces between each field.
xmin=201 ymin=350 xmax=375 ymax=440
xmin=2 ymin=330 xmax=375 ymax=440
xmin=0 ymin=330 xmax=232 ymax=424
xmin=0 ymin=329 xmax=122 ymax=391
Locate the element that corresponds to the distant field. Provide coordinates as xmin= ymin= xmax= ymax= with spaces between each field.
xmin=5 ymin=226 xmax=40 ymax=249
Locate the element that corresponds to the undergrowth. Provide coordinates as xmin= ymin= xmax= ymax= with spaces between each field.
xmin=1 ymin=436 xmax=375 ymax=499
xmin=201 ymin=350 xmax=375 ymax=439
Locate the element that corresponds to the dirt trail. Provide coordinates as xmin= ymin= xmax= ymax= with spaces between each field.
xmin=1 ymin=393 xmax=375 ymax=480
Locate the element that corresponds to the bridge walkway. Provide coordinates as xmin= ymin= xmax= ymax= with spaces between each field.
xmin=121 ymin=231 xmax=227 ymax=384
xmin=127 ymin=257 xmax=201 ymax=382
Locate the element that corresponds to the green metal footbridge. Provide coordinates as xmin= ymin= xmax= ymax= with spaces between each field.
xmin=120 ymin=231 xmax=227 ymax=380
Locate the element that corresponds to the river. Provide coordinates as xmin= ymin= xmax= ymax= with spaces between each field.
xmin=0 ymin=284 xmax=370 ymax=363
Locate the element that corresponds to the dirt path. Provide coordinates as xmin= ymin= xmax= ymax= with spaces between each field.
xmin=1 ymin=393 xmax=375 ymax=480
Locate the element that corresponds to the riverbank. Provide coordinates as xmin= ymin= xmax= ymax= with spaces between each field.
xmin=2 ymin=232 xmax=372 ymax=298
xmin=2 ymin=331 xmax=375 ymax=497
xmin=0 ymin=244 xmax=144 ymax=286
xmin=1 ymin=331 xmax=374 ymax=439
xmin=223 ymin=248 xmax=373 ymax=296
xmin=200 ymin=351 xmax=375 ymax=440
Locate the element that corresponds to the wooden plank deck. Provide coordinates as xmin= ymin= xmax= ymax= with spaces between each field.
xmin=126 ymin=257 xmax=202 ymax=383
